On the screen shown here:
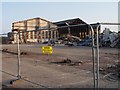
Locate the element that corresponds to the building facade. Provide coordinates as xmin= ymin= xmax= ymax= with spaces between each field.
xmin=12 ymin=17 xmax=58 ymax=43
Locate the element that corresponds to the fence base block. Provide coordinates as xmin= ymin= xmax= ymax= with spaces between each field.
xmin=10 ymin=77 xmax=28 ymax=85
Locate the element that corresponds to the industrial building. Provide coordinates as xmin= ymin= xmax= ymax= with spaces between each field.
xmin=12 ymin=17 xmax=100 ymax=44
xmin=54 ymin=18 xmax=90 ymax=39
xmin=12 ymin=17 xmax=58 ymax=43
xmin=54 ymin=18 xmax=100 ymax=39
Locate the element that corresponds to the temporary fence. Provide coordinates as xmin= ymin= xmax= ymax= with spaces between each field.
xmin=1 ymin=22 xmax=120 ymax=89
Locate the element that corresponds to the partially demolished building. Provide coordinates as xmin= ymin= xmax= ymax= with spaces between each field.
xmin=12 ymin=17 xmax=100 ymax=44
xmin=54 ymin=18 xmax=90 ymax=39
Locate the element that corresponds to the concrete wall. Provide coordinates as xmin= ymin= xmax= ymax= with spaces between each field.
xmin=13 ymin=21 xmax=26 ymax=30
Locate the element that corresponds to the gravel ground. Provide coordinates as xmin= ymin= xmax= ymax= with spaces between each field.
xmin=1 ymin=44 xmax=119 ymax=88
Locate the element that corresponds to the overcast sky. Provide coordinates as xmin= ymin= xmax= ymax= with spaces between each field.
xmin=1 ymin=2 xmax=119 ymax=33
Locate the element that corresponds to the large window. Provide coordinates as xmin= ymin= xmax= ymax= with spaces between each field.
xmin=52 ymin=31 xmax=54 ymax=39
xmin=46 ymin=31 xmax=48 ymax=38
xmin=30 ymin=32 xmax=33 ymax=39
xmin=42 ymin=31 xmax=44 ymax=38
xmin=34 ymin=31 xmax=37 ymax=39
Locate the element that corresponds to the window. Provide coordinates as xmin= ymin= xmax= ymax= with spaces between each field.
xmin=46 ymin=31 xmax=48 ymax=38
xmin=52 ymin=31 xmax=54 ymax=38
xmin=30 ymin=32 xmax=33 ymax=39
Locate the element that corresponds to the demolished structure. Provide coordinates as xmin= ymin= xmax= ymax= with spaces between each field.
xmin=79 ymin=28 xmax=119 ymax=48
xmin=12 ymin=17 xmax=100 ymax=44
xmin=11 ymin=17 xmax=119 ymax=48
xmin=53 ymin=18 xmax=100 ymax=46
xmin=101 ymin=28 xmax=119 ymax=47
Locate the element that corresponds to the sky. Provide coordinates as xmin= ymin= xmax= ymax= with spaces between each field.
xmin=1 ymin=1 xmax=119 ymax=33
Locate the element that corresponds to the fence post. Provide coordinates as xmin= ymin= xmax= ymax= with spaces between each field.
xmin=88 ymin=24 xmax=96 ymax=89
xmin=16 ymin=33 xmax=21 ymax=79
xmin=89 ymin=23 xmax=100 ymax=90
xmin=96 ymin=24 xmax=100 ymax=89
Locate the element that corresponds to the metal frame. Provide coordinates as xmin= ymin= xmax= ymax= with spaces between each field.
xmin=65 ymin=22 xmax=71 ymax=35
xmin=88 ymin=24 xmax=96 ymax=89
xmin=94 ymin=23 xmax=120 ymax=90
xmin=12 ymin=23 xmax=100 ymax=89
xmin=1 ymin=22 xmax=120 ymax=88
xmin=96 ymin=24 xmax=100 ymax=89
xmin=88 ymin=23 xmax=100 ymax=90
xmin=1 ymin=23 xmax=99 ymax=87
xmin=16 ymin=33 xmax=21 ymax=79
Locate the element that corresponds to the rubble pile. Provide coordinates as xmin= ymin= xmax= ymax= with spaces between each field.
xmin=79 ymin=36 xmax=92 ymax=46
xmin=100 ymin=28 xmax=119 ymax=48
xmin=80 ymin=28 xmax=119 ymax=48
xmin=58 ymin=28 xmax=119 ymax=48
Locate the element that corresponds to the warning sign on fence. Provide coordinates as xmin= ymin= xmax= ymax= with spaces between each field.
xmin=42 ymin=46 xmax=53 ymax=54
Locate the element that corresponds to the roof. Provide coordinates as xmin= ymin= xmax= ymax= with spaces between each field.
xmin=13 ymin=17 xmax=53 ymax=24
xmin=53 ymin=18 xmax=87 ymax=26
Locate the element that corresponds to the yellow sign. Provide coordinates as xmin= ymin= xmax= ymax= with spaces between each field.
xmin=42 ymin=46 xmax=53 ymax=54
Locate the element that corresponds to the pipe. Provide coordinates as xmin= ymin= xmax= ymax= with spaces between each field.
xmin=88 ymin=24 xmax=96 ymax=89
xmin=96 ymin=24 xmax=100 ymax=90
xmin=16 ymin=33 xmax=21 ymax=79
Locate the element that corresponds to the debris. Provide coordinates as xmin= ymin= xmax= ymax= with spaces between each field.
xmin=103 ymin=73 xmax=118 ymax=82
xmin=2 ymin=49 xmax=17 ymax=55
xmin=100 ymin=28 xmax=119 ymax=48
xmin=20 ymin=52 xmax=27 ymax=55
xmin=78 ymin=28 xmax=119 ymax=48
xmin=63 ymin=58 xmax=72 ymax=63
xmin=57 ymin=27 xmax=119 ymax=48
xmin=99 ymin=68 xmax=104 ymax=72
xmin=2 ymin=49 xmax=27 ymax=55
xmin=51 ymin=58 xmax=83 ymax=66
xmin=2 ymin=49 xmax=8 ymax=52
xmin=69 ymin=61 xmax=82 ymax=66
xmin=64 ymin=42 xmax=73 ymax=46
xmin=100 ymin=63 xmax=120 ymax=81
xmin=80 ymin=36 xmax=92 ymax=46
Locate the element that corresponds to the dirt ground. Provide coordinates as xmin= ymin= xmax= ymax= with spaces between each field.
xmin=1 ymin=44 xmax=119 ymax=88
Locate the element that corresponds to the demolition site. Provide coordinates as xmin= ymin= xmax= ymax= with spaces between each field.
xmin=1 ymin=17 xmax=120 ymax=89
